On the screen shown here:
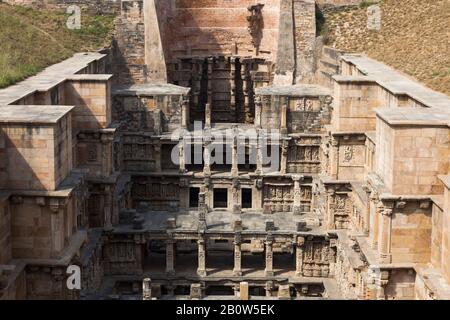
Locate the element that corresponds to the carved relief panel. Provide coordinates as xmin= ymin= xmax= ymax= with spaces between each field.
xmin=303 ymin=239 xmax=331 ymax=278
xmin=339 ymin=144 xmax=366 ymax=167
xmin=122 ymin=135 xmax=157 ymax=172
xmin=288 ymin=98 xmax=321 ymax=133
xmin=131 ymin=177 xmax=180 ymax=211
xmin=287 ymin=136 xmax=322 ymax=174
xmin=333 ymin=193 xmax=351 ymax=229
xmin=263 ymin=180 xmax=293 ymax=212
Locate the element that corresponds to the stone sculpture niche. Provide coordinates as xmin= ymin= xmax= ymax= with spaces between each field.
xmin=247 ymin=4 xmax=265 ymax=54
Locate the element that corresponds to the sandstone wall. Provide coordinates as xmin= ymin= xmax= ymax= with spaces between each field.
xmin=157 ymin=0 xmax=281 ymax=62
xmin=294 ymin=0 xmax=317 ymax=81
xmin=65 ymin=77 xmax=112 ymax=130
xmin=2 ymin=123 xmax=67 ymax=191
xmin=441 ymin=177 xmax=450 ymax=282
xmin=10 ymin=195 xmax=79 ymax=260
xmin=430 ymin=202 xmax=444 ymax=270
xmin=376 ymin=122 xmax=449 ymax=195
xmin=332 ymin=79 xmax=379 ymax=132
xmin=114 ymin=0 xmax=146 ymax=83
xmin=390 ymin=202 xmax=432 ymax=264
xmin=0 ymin=199 xmax=12 ymax=264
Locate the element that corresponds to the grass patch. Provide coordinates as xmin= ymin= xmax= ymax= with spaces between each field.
xmin=359 ymin=1 xmax=381 ymax=9
xmin=0 ymin=3 xmax=115 ymax=88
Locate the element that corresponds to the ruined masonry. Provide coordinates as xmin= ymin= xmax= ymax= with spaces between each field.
xmin=0 ymin=0 xmax=449 ymax=300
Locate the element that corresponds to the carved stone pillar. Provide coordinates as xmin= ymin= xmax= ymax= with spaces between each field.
xmin=376 ymin=271 xmax=390 ymax=300
xmin=370 ymin=201 xmax=381 ymax=249
xmin=203 ymin=177 xmax=212 ymax=209
xmin=207 ymin=58 xmax=213 ymax=106
xmin=232 ymin=178 xmax=241 ymax=214
xmin=153 ymin=110 xmax=162 ymax=135
xmin=104 ymin=185 xmax=113 ymax=229
xmin=256 ymin=136 xmax=263 ymax=175
xmin=100 ymin=134 xmax=113 ymax=177
xmin=203 ymin=140 xmax=211 ymax=176
xmin=178 ymin=140 xmax=186 ymax=173
xmin=179 ymin=178 xmax=189 ymax=210
xmin=197 ymin=238 xmax=207 ymax=277
xmin=205 ymin=103 xmax=212 ymax=129
xmin=255 ymin=96 xmax=262 ymax=128
xmin=230 ymin=58 xmax=237 ymax=121
xmin=233 ymin=233 xmax=242 ymax=276
xmin=295 ymin=236 xmax=305 ymax=276
xmin=265 ymin=235 xmax=274 ymax=277
xmin=241 ymin=63 xmax=251 ymax=122
xmin=49 ymin=198 xmax=65 ymax=258
xmin=265 ymin=281 xmax=274 ymax=297
xmin=280 ymin=140 xmax=288 ymax=174
xmin=198 ymin=192 xmax=207 ymax=231
xmin=166 ymin=239 xmax=176 ymax=276
xmin=280 ymin=103 xmax=288 ymax=134
xmin=293 ymin=175 xmax=303 ymax=215
xmin=378 ymin=204 xmax=393 ymax=264
xmin=142 ymin=278 xmax=151 ymax=300
xmin=154 ymin=144 xmax=162 ymax=172
xmin=325 ymin=189 xmax=336 ymax=230
xmin=240 ymin=282 xmax=249 ymax=300
xmin=231 ymin=135 xmax=239 ymax=177
xmin=181 ymin=99 xmax=189 ymax=129
xmin=368 ymin=269 xmax=390 ymax=300
xmin=330 ymin=137 xmax=339 ymax=180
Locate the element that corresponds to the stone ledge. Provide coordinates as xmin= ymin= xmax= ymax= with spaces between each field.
xmin=255 ymin=84 xmax=332 ymax=97
xmin=15 ymin=230 xmax=87 ymax=266
xmin=0 ymin=52 xmax=106 ymax=105
xmin=0 ymin=105 xmax=74 ymax=124
xmin=341 ymin=54 xmax=450 ymax=112
xmin=376 ymin=108 xmax=450 ymax=127
xmin=67 ymin=74 xmax=114 ymax=81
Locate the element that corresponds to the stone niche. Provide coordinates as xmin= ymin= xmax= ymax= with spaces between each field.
xmin=76 ymin=130 xmax=115 ymax=179
xmin=256 ymin=85 xmax=333 ymax=133
xmin=323 ymin=183 xmax=352 ymax=230
xmin=263 ymin=178 xmax=294 ymax=213
xmin=287 ymin=135 xmax=322 ymax=174
xmin=121 ymin=135 xmax=159 ymax=172
xmin=131 ymin=176 xmax=181 ymax=212
xmin=102 ymin=234 xmax=145 ymax=276
xmin=113 ymin=84 xmax=189 ymax=133
xmin=335 ymin=134 xmax=367 ymax=181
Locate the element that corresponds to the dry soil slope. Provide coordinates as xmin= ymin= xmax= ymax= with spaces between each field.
xmin=324 ymin=0 xmax=450 ymax=96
